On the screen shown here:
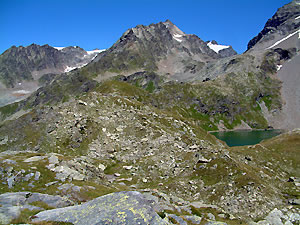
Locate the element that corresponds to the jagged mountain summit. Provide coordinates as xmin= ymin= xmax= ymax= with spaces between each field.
xmin=0 ymin=44 xmax=104 ymax=106
xmin=87 ymin=20 xmax=236 ymax=81
xmin=247 ymin=0 xmax=300 ymax=51
xmin=206 ymin=40 xmax=237 ymax=58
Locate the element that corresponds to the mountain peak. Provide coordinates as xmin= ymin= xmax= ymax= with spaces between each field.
xmin=247 ymin=0 xmax=300 ymax=51
xmin=162 ymin=20 xmax=185 ymax=37
xmin=163 ymin=19 xmax=174 ymax=25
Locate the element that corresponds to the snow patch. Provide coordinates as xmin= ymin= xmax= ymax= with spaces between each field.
xmin=64 ymin=62 xmax=90 ymax=73
xmin=87 ymin=49 xmax=105 ymax=55
xmin=64 ymin=66 xmax=77 ymax=73
xmin=296 ymin=16 xmax=300 ymax=20
xmin=54 ymin=47 xmax=65 ymax=51
xmin=173 ymin=33 xmax=183 ymax=43
xmin=13 ymin=90 xmax=31 ymax=95
xmin=174 ymin=34 xmax=183 ymax=38
xmin=207 ymin=42 xmax=229 ymax=53
xmin=267 ymin=30 xmax=300 ymax=49
xmin=173 ymin=37 xmax=182 ymax=42
xmin=277 ymin=65 xmax=283 ymax=71
xmin=91 ymin=55 xmax=98 ymax=61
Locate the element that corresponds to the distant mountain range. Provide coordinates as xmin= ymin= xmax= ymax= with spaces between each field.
xmin=0 ymin=44 xmax=104 ymax=106
xmin=0 ymin=0 xmax=299 ymax=129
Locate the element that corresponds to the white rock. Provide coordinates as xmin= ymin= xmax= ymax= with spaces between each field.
xmin=141 ymin=138 xmax=148 ymax=143
xmin=116 ymin=127 xmax=123 ymax=132
xmin=78 ymin=100 xmax=87 ymax=106
xmin=34 ymin=171 xmax=41 ymax=180
xmin=98 ymin=164 xmax=106 ymax=171
xmin=72 ymin=173 xmax=85 ymax=181
xmin=197 ymin=156 xmax=211 ymax=163
xmin=123 ymin=166 xmax=133 ymax=170
xmin=23 ymin=156 xmax=46 ymax=163
xmin=48 ymin=155 xmax=59 ymax=165
xmin=189 ymin=144 xmax=198 ymax=150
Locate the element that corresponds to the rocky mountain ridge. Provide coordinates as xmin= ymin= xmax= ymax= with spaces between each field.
xmin=247 ymin=0 xmax=300 ymax=51
xmin=87 ymin=20 xmax=236 ymax=81
xmin=0 ymin=44 xmax=101 ymax=88
xmin=0 ymin=44 xmax=103 ymax=107
xmin=244 ymin=0 xmax=300 ymax=130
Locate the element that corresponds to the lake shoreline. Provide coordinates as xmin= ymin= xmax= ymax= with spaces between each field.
xmin=208 ymin=128 xmax=286 ymax=134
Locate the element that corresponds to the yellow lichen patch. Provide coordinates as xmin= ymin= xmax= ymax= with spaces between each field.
xmin=117 ymin=211 xmax=127 ymax=222
xmin=129 ymin=207 xmax=147 ymax=221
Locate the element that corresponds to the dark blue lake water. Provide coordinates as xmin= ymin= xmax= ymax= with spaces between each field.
xmin=211 ymin=130 xmax=283 ymax=147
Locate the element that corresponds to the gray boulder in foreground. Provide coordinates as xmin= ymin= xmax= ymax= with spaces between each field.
xmin=0 ymin=192 xmax=73 ymax=224
xmin=33 ymin=191 xmax=169 ymax=225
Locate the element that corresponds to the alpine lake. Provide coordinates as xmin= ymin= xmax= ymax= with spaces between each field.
xmin=211 ymin=129 xmax=283 ymax=147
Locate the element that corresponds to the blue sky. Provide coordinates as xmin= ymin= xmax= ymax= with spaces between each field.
xmin=0 ymin=0 xmax=291 ymax=54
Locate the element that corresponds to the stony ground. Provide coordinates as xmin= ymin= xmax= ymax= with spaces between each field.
xmin=0 ymin=87 xmax=299 ymax=224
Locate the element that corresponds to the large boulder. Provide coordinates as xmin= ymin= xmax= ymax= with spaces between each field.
xmin=33 ymin=191 xmax=169 ymax=225
xmin=0 ymin=192 xmax=73 ymax=224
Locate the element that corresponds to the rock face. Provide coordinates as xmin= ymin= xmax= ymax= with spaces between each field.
xmin=247 ymin=0 xmax=300 ymax=51
xmin=206 ymin=40 xmax=237 ymax=58
xmin=244 ymin=0 xmax=300 ymax=130
xmin=0 ymin=44 xmax=100 ymax=88
xmin=33 ymin=191 xmax=168 ymax=225
xmin=0 ymin=44 xmax=103 ymax=107
xmin=89 ymin=20 xmax=236 ymax=81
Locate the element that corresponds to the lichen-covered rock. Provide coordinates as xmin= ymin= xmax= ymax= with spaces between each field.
xmin=0 ymin=192 xmax=72 ymax=208
xmin=167 ymin=214 xmax=187 ymax=225
xmin=205 ymin=221 xmax=227 ymax=225
xmin=0 ymin=192 xmax=73 ymax=224
xmin=33 ymin=191 xmax=169 ymax=225
xmin=183 ymin=215 xmax=202 ymax=224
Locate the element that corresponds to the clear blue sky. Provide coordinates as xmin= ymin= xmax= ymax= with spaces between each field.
xmin=0 ymin=0 xmax=291 ymax=54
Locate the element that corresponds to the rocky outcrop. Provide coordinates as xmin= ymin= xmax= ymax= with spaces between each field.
xmin=0 ymin=192 xmax=73 ymax=224
xmin=33 ymin=191 xmax=169 ymax=225
xmin=247 ymin=0 xmax=300 ymax=51
xmin=251 ymin=208 xmax=300 ymax=225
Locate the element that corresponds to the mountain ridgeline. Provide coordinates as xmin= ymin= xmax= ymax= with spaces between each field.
xmin=0 ymin=1 xmax=299 ymax=224
xmin=247 ymin=0 xmax=300 ymax=51
xmin=86 ymin=20 xmax=236 ymax=79
xmin=3 ymin=5 xmax=299 ymax=130
xmin=0 ymin=44 xmax=103 ymax=107
xmin=0 ymin=44 xmax=101 ymax=88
